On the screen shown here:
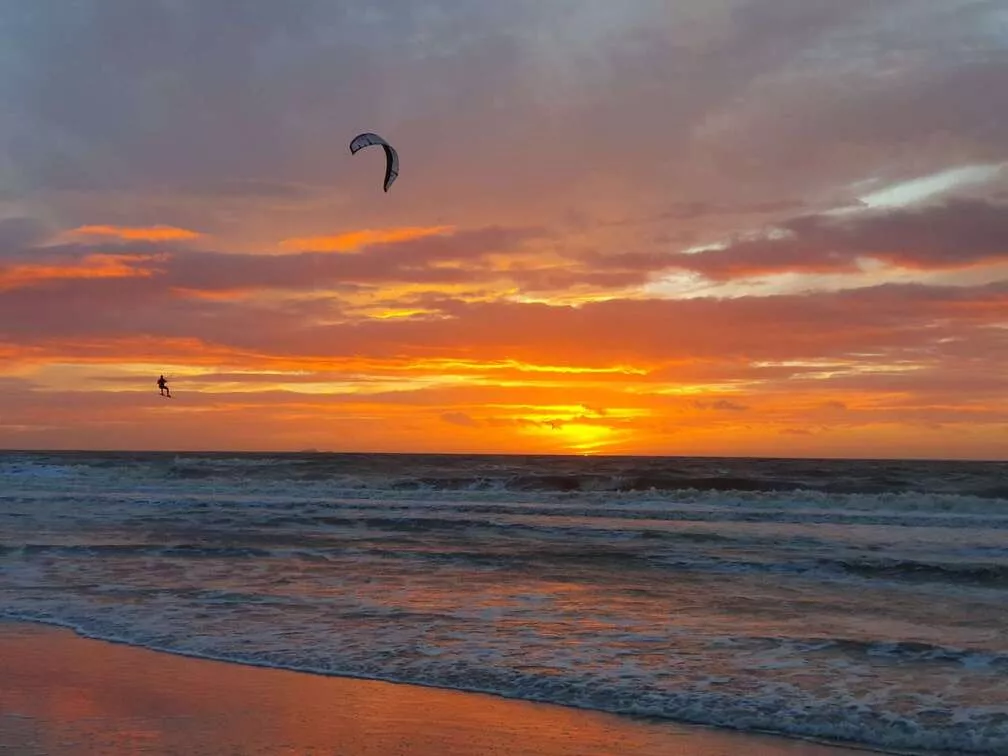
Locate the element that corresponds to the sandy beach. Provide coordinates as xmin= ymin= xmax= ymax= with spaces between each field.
xmin=0 ymin=621 xmax=877 ymax=755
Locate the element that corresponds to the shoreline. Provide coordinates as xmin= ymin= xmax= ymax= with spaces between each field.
xmin=0 ymin=620 xmax=881 ymax=755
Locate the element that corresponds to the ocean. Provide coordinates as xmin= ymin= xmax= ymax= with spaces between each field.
xmin=1 ymin=451 xmax=1006 ymax=754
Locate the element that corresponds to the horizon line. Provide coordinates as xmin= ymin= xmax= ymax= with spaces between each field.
xmin=0 ymin=447 xmax=1003 ymax=464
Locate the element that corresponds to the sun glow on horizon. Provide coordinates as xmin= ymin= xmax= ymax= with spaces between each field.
xmin=0 ymin=4 xmax=1006 ymax=460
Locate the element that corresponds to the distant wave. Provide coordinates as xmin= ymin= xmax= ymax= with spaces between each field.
xmin=1 ymin=544 xmax=275 ymax=560
xmin=831 ymin=558 xmax=1008 ymax=587
xmin=2 ymin=450 xmax=1005 ymax=498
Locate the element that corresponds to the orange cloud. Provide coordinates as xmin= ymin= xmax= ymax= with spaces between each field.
xmin=0 ymin=254 xmax=156 ymax=290
xmin=0 ymin=272 xmax=1004 ymax=458
xmin=67 ymin=225 xmax=202 ymax=242
xmin=278 ymin=226 xmax=453 ymax=252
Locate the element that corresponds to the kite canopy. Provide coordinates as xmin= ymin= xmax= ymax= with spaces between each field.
xmin=349 ymin=132 xmax=399 ymax=192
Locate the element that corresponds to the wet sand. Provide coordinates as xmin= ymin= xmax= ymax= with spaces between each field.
xmin=0 ymin=621 xmax=876 ymax=755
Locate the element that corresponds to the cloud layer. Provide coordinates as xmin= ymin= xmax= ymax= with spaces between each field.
xmin=0 ymin=0 xmax=1005 ymax=458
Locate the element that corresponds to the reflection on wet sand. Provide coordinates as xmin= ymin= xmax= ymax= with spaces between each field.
xmin=0 ymin=622 xmax=871 ymax=755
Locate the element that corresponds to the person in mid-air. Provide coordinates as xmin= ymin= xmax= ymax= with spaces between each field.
xmin=157 ymin=374 xmax=171 ymax=398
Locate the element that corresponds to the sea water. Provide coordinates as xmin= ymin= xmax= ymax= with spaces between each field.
xmin=1 ymin=451 xmax=1006 ymax=753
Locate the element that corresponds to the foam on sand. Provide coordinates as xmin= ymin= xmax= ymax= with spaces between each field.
xmin=0 ymin=622 xmax=876 ymax=756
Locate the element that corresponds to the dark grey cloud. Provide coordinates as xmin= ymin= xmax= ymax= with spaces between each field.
xmin=586 ymin=198 xmax=1008 ymax=282
xmin=0 ymin=217 xmax=53 ymax=253
xmin=1 ymin=0 xmax=1003 ymax=225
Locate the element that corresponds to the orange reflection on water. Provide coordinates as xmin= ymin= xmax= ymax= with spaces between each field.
xmin=0 ymin=623 xmax=864 ymax=756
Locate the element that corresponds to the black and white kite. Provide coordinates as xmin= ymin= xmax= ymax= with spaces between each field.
xmin=349 ymin=132 xmax=399 ymax=192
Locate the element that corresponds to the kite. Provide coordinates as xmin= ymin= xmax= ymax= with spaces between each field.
xmin=349 ymin=132 xmax=399 ymax=192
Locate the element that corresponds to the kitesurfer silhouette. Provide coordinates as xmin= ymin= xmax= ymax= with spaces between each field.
xmin=157 ymin=374 xmax=171 ymax=398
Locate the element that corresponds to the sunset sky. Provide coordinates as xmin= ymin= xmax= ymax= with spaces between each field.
xmin=0 ymin=0 xmax=1005 ymax=458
